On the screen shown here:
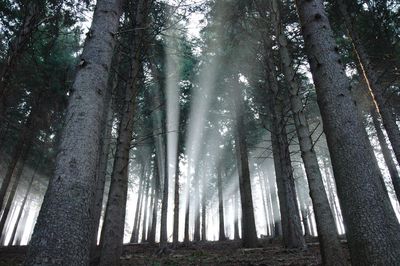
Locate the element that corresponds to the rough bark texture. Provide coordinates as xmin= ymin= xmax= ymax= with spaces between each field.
xmin=270 ymin=0 xmax=345 ymax=262
xmin=24 ymin=0 xmax=123 ymax=264
xmin=296 ymin=0 xmax=400 ymax=264
xmin=217 ymin=166 xmax=226 ymax=241
xmin=336 ymin=0 xmax=400 ymax=168
xmin=233 ymin=81 xmax=258 ymax=248
xmin=371 ymin=109 xmax=400 ymax=202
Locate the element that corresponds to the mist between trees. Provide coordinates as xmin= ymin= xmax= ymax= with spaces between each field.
xmin=0 ymin=0 xmax=399 ymax=265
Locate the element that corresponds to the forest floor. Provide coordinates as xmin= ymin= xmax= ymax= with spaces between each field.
xmin=0 ymin=237 xmax=350 ymax=265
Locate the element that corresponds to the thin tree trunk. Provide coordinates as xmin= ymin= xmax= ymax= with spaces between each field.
xmin=14 ymin=199 xmax=31 ymax=246
xmin=172 ymin=152 xmax=180 ymax=244
xmin=130 ymin=164 xmax=145 ymax=243
xmin=148 ymin=160 xmax=160 ymax=244
xmin=193 ymin=174 xmax=200 ymax=242
xmin=268 ymin=0 xmax=345 ymax=261
xmin=201 ymin=174 xmax=207 ymax=241
xmin=8 ymin=163 xmax=37 ymax=246
xmin=183 ymin=184 xmax=190 ymax=243
xmin=0 ymin=156 xmax=27 ymax=243
xmin=232 ymin=79 xmax=258 ymax=248
xmin=296 ymin=0 xmax=400 ymax=263
xmin=0 ymin=110 xmax=35 ymax=211
xmin=141 ymin=171 xmax=151 ymax=243
xmin=217 ymin=166 xmax=226 ymax=241
xmin=264 ymin=163 xmax=281 ymax=237
xmin=233 ymin=191 xmax=240 ymax=241
xmin=99 ymin=1 xmax=150 ymax=263
xmin=371 ymin=108 xmax=400 ymax=202
xmin=90 ymin=60 xmax=117 ymax=257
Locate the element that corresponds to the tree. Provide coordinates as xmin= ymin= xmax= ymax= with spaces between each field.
xmin=24 ymin=0 xmax=123 ymax=264
xmin=295 ymin=0 xmax=400 ymax=264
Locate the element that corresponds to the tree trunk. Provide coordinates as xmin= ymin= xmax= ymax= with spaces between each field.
xmin=148 ymin=161 xmax=160 ymax=244
xmin=140 ymin=171 xmax=151 ymax=243
xmin=296 ymin=0 xmax=400 ymax=264
xmin=0 ymin=158 xmax=26 ymax=244
xmin=264 ymin=162 xmax=281 ymax=237
xmin=263 ymin=37 xmax=305 ymax=248
xmin=99 ymin=0 xmax=150 ymax=263
xmin=130 ymin=163 xmax=146 ymax=244
xmin=25 ymin=0 xmax=123 ymax=263
xmin=233 ymin=191 xmax=240 ymax=241
xmin=172 ymin=152 xmax=180 ymax=244
xmin=14 ymin=199 xmax=31 ymax=246
xmin=336 ymin=0 xmax=400 ymax=167
xmin=371 ymin=108 xmax=400 ymax=202
xmin=0 ymin=110 xmax=35 ymax=211
xmin=193 ymin=174 xmax=200 ymax=242
xmin=217 ymin=166 xmax=226 ymax=241
xmin=201 ymin=175 xmax=207 ymax=241
xmin=90 ymin=58 xmax=118 ymax=257
xmin=269 ymin=0 xmax=345 ymax=261
xmin=183 ymin=185 xmax=190 ymax=243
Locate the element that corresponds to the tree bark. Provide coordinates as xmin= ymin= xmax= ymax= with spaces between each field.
xmin=233 ymin=191 xmax=240 ymax=241
xmin=130 ymin=165 xmax=145 ymax=243
xmin=296 ymin=0 xmax=400 ymax=264
xmin=25 ymin=0 xmax=123 ymax=264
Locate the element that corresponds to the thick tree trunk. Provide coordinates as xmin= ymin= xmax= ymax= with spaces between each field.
xmin=217 ymin=166 xmax=226 ymax=241
xmin=232 ymin=84 xmax=258 ymax=248
xmin=269 ymin=0 xmax=345 ymax=262
xmin=7 ymin=163 xmax=37 ymax=246
xmin=296 ymin=0 xmax=400 ymax=264
xmin=336 ymin=0 xmax=400 ymax=167
xmin=25 ymin=0 xmax=123 ymax=263
xmin=371 ymin=109 xmax=400 ymax=202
